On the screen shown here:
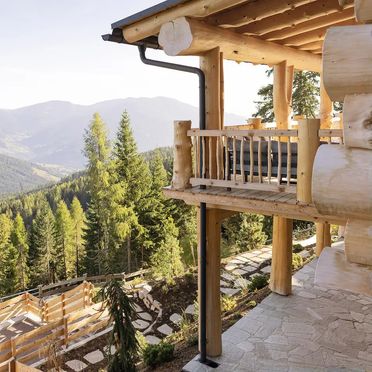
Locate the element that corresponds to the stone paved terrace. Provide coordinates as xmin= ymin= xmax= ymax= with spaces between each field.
xmin=183 ymin=259 xmax=372 ymax=372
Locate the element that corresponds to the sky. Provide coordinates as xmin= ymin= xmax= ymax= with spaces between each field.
xmin=0 ymin=0 xmax=271 ymax=116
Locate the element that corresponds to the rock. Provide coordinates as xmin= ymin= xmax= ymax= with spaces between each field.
xmin=185 ymin=304 xmax=195 ymax=315
xmin=225 ymin=264 xmax=237 ymax=271
xmin=147 ymin=294 xmax=153 ymax=303
xmin=146 ymin=335 xmax=161 ymax=345
xmin=83 ymin=350 xmax=104 ymax=364
xmin=157 ymin=324 xmax=174 ymax=336
xmin=104 ymin=345 xmax=116 ymax=355
xmin=170 ymin=313 xmax=182 ymax=325
xmin=240 ymin=265 xmax=257 ymax=273
xmin=220 ymin=287 xmax=240 ymax=297
xmin=221 ymin=272 xmax=235 ymax=282
xmin=65 ymin=360 xmax=87 ymax=371
xmin=138 ymin=312 xmax=152 ymax=321
xmin=138 ymin=289 xmax=148 ymax=300
xmin=134 ymin=303 xmax=143 ymax=312
xmin=232 ymin=268 xmax=248 ymax=276
xmin=261 ymin=266 xmax=272 ymax=274
xmin=299 ymin=250 xmax=311 ymax=259
xmin=132 ymin=319 xmax=150 ymax=330
xmin=220 ymin=279 xmax=229 ymax=286
xmin=143 ymin=284 xmax=152 ymax=292
xmin=143 ymin=298 xmax=151 ymax=308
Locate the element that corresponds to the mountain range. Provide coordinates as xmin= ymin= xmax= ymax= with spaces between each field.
xmin=0 ymin=97 xmax=244 ymax=169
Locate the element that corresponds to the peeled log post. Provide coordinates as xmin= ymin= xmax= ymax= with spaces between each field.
xmin=172 ymin=121 xmax=192 ymax=190
xmin=355 ymin=0 xmax=372 ymax=22
xmin=249 ymin=117 xmax=263 ymax=129
xmin=323 ymin=25 xmax=372 ymax=102
xmin=320 ymin=75 xmax=333 ymax=129
xmin=343 ymin=94 xmax=372 ymax=150
xmin=315 ymin=222 xmax=332 ymax=257
xmin=297 ymin=119 xmax=320 ymax=204
xmin=270 ymin=217 xmax=293 ymax=295
xmin=158 ymin=17 xmax=321 ymax=72
xmin=345 ymin=219 xmax=372 ymax=265
xmin=312 ymin=145 xmax=372 ymax=220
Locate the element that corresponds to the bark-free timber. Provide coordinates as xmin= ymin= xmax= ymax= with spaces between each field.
xmin=158 ymin=17 xmax=321 ymax=71
xmin=320 ymin=76 xmax=333 ymax=129
xmin=270 ymin=216 xmax=293 ymax=295
xmin=345 ymin=219 xmax=372 ymax=265
xmin=323 ymin=25 xmax=372 ymax=101
xmin=315 ymin=222 xmax=332 ymax=257
xmin=312 ymin=145 xmax=372 ymax=220
xmin=172 ymin=121 xmax=193 ymax=190
xmin=297 ymin=119 xmax=320 ymax=204
xmin=355 ymin=0 xmax=372 ymax=22
xmin=343 ymin=94 xmax=372 ymax=150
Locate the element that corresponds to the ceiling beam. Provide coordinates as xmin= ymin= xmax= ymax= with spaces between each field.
xmin=296 ymin=40 xmax=324 ymax=51
xmin=158 ymin=17 xmax=322 ymax=72
xmin=234 ymin=0 xmax=354 ymax=36
xmin=263 ymin=7 xmax=355 ymax=41
xmin=206 ymin=0 xmax=317 ymax=28
xmin=122 ymin=0 xmax=247 ymax=43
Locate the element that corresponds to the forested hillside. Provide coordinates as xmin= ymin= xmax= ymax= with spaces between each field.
xmin=0 ymin=112 xmax=268 ymax=297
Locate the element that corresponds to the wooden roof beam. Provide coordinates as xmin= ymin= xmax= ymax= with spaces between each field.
xmin=158 ymin=17 xmax=322 ymax=72
xmin=296 ymin=40 xmax=323 ymax=51
xmin=206 ymin=0 xmax=318 ymax=28
xmin=122 ymin=0 xmax=247 ymax=43
xmin=234 ymin=0 xmax=354 ymax=36
xmin=263 ymin=7 xmax=355 ymax=41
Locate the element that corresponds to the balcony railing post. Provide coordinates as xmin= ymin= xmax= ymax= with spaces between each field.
xmin=297 ymin=119 xmax=320 ymax=203
xmin=172 ymin=120 xmax=193 ymax=190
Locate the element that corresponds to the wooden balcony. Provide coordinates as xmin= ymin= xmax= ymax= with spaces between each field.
xmin=165 ymin=120 xmax=344 ymax=223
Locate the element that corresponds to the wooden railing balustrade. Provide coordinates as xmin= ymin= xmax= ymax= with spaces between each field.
xmin=171 ymin=119 xmax=344 ymax=203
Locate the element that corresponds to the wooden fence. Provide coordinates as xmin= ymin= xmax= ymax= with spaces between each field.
xmin=0 ymin=294 xmax=41 ymax=324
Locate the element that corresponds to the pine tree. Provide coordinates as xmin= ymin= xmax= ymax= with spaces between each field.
xmin=254 ymin=69 xmax=320 ymax=121
xmin=150 ymin=218 xmax=184 ymax=285
xmin=0 ymin=214 xmax=17 ymax=295
xmin=10 ymin=213 xmax=29 ymax=290
xmin=55 ymin=200 xmax=74 ymax=279
xmin=31 ymin=201 xmax=57 ymax=284
xmin=70 ymin=197 xmax=86 ymax=277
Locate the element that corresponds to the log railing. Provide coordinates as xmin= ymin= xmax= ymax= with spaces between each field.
xmin=172 ymin=119 xmax=344 ymax=203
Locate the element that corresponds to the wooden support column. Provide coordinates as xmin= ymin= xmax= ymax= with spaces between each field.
xmin=270 ymin=216 xmax=293 ymax=295
xmin=271 ymin=60 xmax=294 ymax=296
xmin=320 ymin=74 xmax=333 ymax=129
xmin=273 ymin=61 xmax=294 ymax=130
xmin=197 ymin=208 xmax=222 ymax=357
xmin=316 ymin=222 xmax=332 ymax=257
xmin=200 ymin=47 xmax=223 ymax=179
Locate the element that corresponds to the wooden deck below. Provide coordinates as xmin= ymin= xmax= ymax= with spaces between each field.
xmin=164 ymin=186 xmax=346 ymax=224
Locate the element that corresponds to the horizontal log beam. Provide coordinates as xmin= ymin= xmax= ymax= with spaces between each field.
xmin=122 ymin=0 xmax=247 ymax=43
xmin=206 ymin=0 xmax=317 ymax=28
xmin=234 ymin=0 xmax=354 ymax=36
xmin=158 ymin=17 xmax=322 ymax=72
xmin=297 ymin=40 xmax=324 ymax=51
xmin=263 ymin=7 xmax=355 ymax=41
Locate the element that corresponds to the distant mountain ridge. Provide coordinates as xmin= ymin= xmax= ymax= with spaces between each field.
xmin=0 ymin=153 xmax=73 ymax=197
xmin=0 ymin=97 xmax=245 ymax=168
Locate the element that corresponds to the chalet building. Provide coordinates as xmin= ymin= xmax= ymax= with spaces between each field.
xmin=104 ymin=0 xmax=372 ymax=370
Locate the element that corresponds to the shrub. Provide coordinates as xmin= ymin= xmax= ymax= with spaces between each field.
xmin=179 ymin=313 xmax=198 ymax=346
xmin=143 ymin=342 xmax=175 ymax=368
xmin=292 ymin=253 xmax=304 ymax=270
xmin=221 ymin=295 xmax=237 ymax=312
xmin=292 ymin=243 xmax=303 ymax=253
xmin=248 ymin=274 xmax=268 ymax=292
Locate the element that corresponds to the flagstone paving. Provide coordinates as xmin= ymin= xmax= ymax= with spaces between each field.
xmin=183 ymin=259 xmax=372 ymax=371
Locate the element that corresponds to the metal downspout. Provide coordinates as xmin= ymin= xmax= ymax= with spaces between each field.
xmin=138 ymin=45 xmax=216 ymax=367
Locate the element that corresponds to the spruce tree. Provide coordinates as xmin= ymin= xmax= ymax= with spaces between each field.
xmin=31 ymin=201 xmax=57 ymax=284
xmin=10 ymin=213 xmax=29 ymax=290
xmin=70 ymin=197 xmax=86 ymax=276
xmin=55 ymin=200 xmax=74 ymax=279
xmin=0 ymin=214 xmax=17 ymax=295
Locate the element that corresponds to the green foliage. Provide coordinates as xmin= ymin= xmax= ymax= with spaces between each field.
xmin=101 ymin=279 xmax=138 ymax=372
xmin=221 ymin=295 xmax=237 ymax=312
xmin=70 ymin=197 xmax=86 ymax=276
xmin=254 ymin=69 xmax=320 ymax=121
xmin=248 ymin=274 xmax=268 ymax=292
xmin=143 ymin=342 xmax=175 ymax=368
xmin=292 ymin=253 xmax=304 ymax=270
xmin=222 ymin=213 xmax=267 ymax=256
xmin=292 ymin=243 xmax=303 ymax=253
xmin=178 ymin=313 xmax=198 ymax=346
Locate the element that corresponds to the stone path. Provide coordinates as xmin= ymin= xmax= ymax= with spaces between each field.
xmin=184 ymin=258 xmax=372 ymax=371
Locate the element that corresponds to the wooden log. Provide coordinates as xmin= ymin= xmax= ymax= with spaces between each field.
xmin=343 ymin=94 xmax=372 ymax=150
xmin=315 ymin=222 xmax=332 ymax=257
xmin=158 ymin=17 xmax=322 ymax=72
xmin=200 ymin=48 xmax=223 ymax=179
xmin=172 ymin=120 xmax=193 ymax=190
xmin=345 ymin=219 xmax=372 ymax=265
xmin=297 ymin=119 xmax=320 ymax=203
xmin=323 ymin=25 xmax=372 ymax=102
xmin=122 ymin=0 xmax=248 ymax=43
xmin=320 ymin=75 xmax=333 ymax=129
xmin=355 ymin=0 xmax=372 ymax=23
xmin=273 ymin=61 xmax=294 ymax=130
xmin=312 ymin=145 xmax=372 ymax=220
xmin=270 ymin=216 xmax=293 ymax=295
xmin=248 ymin=117 xmax=263 ymax=129
xmin=197 ymin=209 xmax=222 ymax=357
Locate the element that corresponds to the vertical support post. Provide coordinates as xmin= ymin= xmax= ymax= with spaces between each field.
xmin=197 ymin=209 xmax=222 ymax=357
xmin=270 ymin=217 xmax=293 ymax=295
xmin=320 ymin=74 xmax=333 ymax=129
xmin=10 ymin=337 xmax=16 ymax=361
xmin=200 ymin=47 xmax=222 ymax=179
xmin=250 ymin=117 xmax=263 ymax=129
xmin=63 ymin=316 xmax=69 ymax=347
xmin=316 ymin=222 xmax=332 ymax=257
xmin=172 ymin=120 xmax=193 ymax=189
xmin=297 ymin=119 xmax=321 ymax=203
